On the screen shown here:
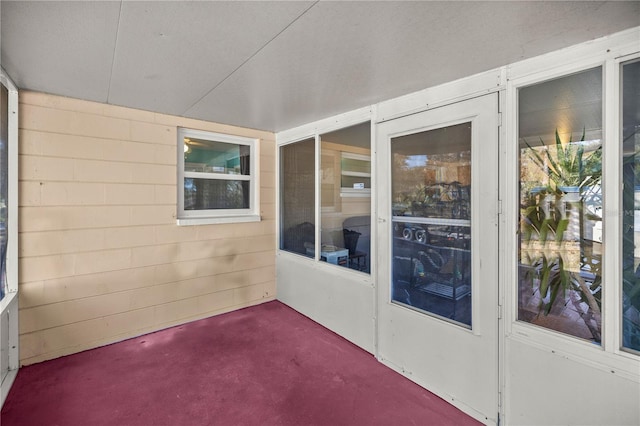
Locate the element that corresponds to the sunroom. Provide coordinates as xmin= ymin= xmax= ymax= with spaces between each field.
xmin=1 ymin=2 xmax=639 ymax=425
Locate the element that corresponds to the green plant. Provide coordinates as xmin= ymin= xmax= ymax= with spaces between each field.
xmin=520 ymin=129 xmax=604 ymax=342
xmin=521 ymin=188 xmax=602 ymax=341
xmin=525 ymin=129 xmax=602 ymax=190
xmin=622 ymin=150 xmax=640 ymax=350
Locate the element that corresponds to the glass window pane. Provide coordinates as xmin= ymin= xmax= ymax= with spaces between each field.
xmin=178 ymin=128 xmax=257 ymax=221
xmin=280 ymin=139 xmax=315 ymax=256
xmin=184 ymin=138 xmax=250 ymax=176
xmin=341 ymin=175 xmax=371 ymax=190
xmin=341 ymin=156 xmax=371 ymax=174
xmin=622 ymin=59 xmax=640 ymax=353
xmin=0 ymin=85 xmax=7 ymax=301
xmin=320 ymin=123 xmax=371 ymax=273
xmin=391 ymin=122 xmax=472 ymax=327
xmin=184 ymin=178 xmax=249 ymax=210
xmin=518 ymin=67 xmax=603 ymax=343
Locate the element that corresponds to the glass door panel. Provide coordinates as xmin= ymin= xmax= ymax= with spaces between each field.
xmin=391 ymin=123 xmax=472 ymax=326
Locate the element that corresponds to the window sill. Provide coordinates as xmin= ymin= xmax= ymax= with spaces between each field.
xmin=340 ymin=190 xmax=371 ymax=198
xmin=177 ymin=214 xmax=261 ymax=226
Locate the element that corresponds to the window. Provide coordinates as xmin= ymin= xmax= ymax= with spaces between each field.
xmin=517 ymin=67 xmax=603 ymax=343
xmin=278 ymin=122 xmax=372 ymax=275
xmin=621 ymin=58 xmax=640 ymax=354
xmin=320 ymin=123 xmax=371 ymax=273
xmin=0 ymin=71 xmax=16 ymax=304
xmin=280 ymin=138 xmax=315 ymax=255
xmin=177 ymin=128 xmax=259 ymax=225
xmin=0 ymin=84 xmax=7 ymax=301
xmin=1 ymin=68 xmax=19 ymax=401
xmin=340 ymin=152 xmax=371 ymax=196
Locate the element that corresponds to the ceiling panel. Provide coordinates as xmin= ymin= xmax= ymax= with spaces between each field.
xmin=186 ymin=1 xmax=640 ymax=132
xmin=1 ymin=1 xmax=121 ymax=102
xmin=1 ymin=1 xmax=638 ymax=133
xmin=519 ymin=67 xmax=604 ymax=143
xmin=108 ymin=1 xmax=314 ymax=116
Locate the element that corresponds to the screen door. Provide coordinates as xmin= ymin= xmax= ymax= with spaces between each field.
xmin=376 ymin=94 xmax=500 ymax=423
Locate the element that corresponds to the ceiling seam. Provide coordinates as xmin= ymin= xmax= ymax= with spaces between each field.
xmin=181 ymin=0 xmax=320 ymax=116
xmin=106 ymin=0 xmax=124 ymax=104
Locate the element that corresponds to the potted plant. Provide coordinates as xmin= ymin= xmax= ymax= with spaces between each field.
xmin=525 ymin=129 xmax=602 ymax=196
xmin=520 ymin=129 xmax=603 ymax=342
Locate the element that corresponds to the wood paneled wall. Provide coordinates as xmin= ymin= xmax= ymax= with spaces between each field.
xmin=17 ymin=92 xmax=276 ymax=364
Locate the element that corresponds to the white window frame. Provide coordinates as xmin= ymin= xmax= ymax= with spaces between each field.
xmin=340 ymin=152 xmax=372 ymax=197
xmin=276 ymin=106 xmax=373 ymax=273
xmin=615 ymin=53 xmax=640 ymax=357
xmin=504 ymin=30 xmax=640 ymax=377
xmin=1 ymin=67 xmax=19 ymax=407
xmin=177 ymin=128 xmax=260 ymax=226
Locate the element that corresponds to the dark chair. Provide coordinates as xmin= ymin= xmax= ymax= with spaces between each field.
xmin=342 ymin=216 xmax=370 ymax=272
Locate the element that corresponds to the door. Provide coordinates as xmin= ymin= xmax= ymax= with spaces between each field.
xmin=376 ymin=94 xmax=500 ymax=423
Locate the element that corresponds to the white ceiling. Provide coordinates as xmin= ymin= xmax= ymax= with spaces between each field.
xmin=1 ymin=1 xmax=639 ymax=133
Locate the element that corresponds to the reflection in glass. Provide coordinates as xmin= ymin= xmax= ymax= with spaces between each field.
xmin=391 ymin=122 xmax=472 ymax=327
xmin=184 ymin=138 xmax=250 ymax=175
xmin=184 ymin=178 xmax=249 ymax=210
xmin=518 ymin=67 xmax=603 ymax=343
xmin=341 ymin=153 xmax=371 ymax=191
xmin=280 ymin=139 xmax=315 ymax=256
xmin=622 ymin=59 xmax=640 ymax=353
xmin=320 ymin=123 xmax=371 ymax=273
